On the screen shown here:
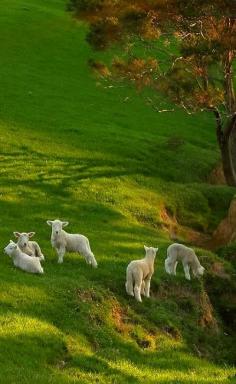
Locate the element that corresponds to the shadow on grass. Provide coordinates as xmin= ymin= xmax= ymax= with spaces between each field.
xmin=0 ymin=320 xmax=230 ymax=384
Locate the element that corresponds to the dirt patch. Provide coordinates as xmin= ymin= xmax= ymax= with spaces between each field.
xmin=160 ymin=206 xmax=211 ymax=248
xmin=130 ymin=330 xmax=155 ymax=349
xmin=160 ymin=206 xmax=178 ymax=231
xmin=76 ymin=288 xmax=102 ymax=303
xmin=160 ymin=207 xmax=177 ymax=226
xmin=210 ymin=262 xmax=231 ymax=280
xmin=160 ymin=206 xmax=180 ymax=240
xmin=111 ymin=301 xmax=156 ymax=349
xmin=111 ymin=304 xmax=133 ymax=335
xmin=193 ymin=197 xmax=236 ymax=250
xmin=162 ymin=325 xmax=181 ymax=339
xmin=156 ymin=282 xmax=218 ymax=332
xmin=212 ymin=197 xmax=236 ymax=247
xmin=208 ymin=162 xmax=226 ymax=185
xmin=198 ymin=291 xmax=219 ymax=331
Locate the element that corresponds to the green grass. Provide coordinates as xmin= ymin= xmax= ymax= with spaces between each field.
xmin=0 ymin=0 xmax=236 ymax=383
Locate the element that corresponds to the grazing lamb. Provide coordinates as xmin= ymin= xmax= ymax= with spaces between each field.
xmin=46 ymin=219 xmax=98 ymax=267
xmin=14 ymin=231 xmax=45 ymax=261
xmin=4 ymin=240 xmax=44 ymax=274
xmin=126 ymin=245 xmax=158 ymax=302
xmin=165 ymin=243 xmax=205 ymax=280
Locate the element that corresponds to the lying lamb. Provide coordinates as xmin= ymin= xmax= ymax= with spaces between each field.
xmin=47 ymin=219 xmax=98 ymax=267
xmin=14 ymin=231 xmax=45 ymax=261
xmin=4 ymin=240 xmax=44 ymax=274
xmin=165 ymin=243 xmax=205 ymax=280
xmin=126 ymin=245 xmax=158 ymax=302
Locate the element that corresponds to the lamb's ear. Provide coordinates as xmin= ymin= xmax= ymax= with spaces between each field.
xmin=47 ymin=220 xmax=53 ymax=226
xmin=10 ymin=240 xmax=17 ymax=248
xmin=144 ymin=245 xmax=149 ymax=252
xmin=154 ymin=247 xmax=159 ymax=253
xmin=62 ymin=221 xmax=69 ymax=227
xmin=13 ymin=232 xmax=21 ymax=238
xmin=28 ymin=232 xmax=35 ymax=238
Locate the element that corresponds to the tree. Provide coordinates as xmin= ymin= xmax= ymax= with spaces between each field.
xmin=69 ymin=0 xmax=236 ymax=186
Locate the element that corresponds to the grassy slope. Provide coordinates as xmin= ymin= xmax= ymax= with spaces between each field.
xmin=0 ymin=0 xmax=235 ymax=383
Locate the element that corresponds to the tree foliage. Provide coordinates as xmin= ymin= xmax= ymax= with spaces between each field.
xmin=69 ymin=0 xmax=236 ymax=185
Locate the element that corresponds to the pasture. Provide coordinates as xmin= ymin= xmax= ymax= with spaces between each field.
xmin=0 ymin=1 xmax=235 ymax=383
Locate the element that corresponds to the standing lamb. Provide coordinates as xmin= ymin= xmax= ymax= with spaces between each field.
xmin=126 ymin=245 xmax=158 ymax=302
xmin=14 ymin=231 xmax=45 ymax=261
xmin=165 ymin=243 xmax=205 ymax=280
xmin=46 ymin=219 xmax=97 ymax=267
xmin=4 ymin=240 xmax=44 ymax=274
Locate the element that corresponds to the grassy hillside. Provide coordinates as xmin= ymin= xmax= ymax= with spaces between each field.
xmin=0 ymin=0 xmax=235 ymax=383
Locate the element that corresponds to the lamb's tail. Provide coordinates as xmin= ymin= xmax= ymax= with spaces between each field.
xmin=126 ymin=267 xmax=134 ymax=296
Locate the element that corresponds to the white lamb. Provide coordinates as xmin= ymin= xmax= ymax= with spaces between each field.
xmin=165 ymin=243 xmax=205 ymax=280
xmin=126 ymin=245 xmax=158 ymax=302
xmin=4 ymin=240 xmax=44 ymax=274
xmin=14 ymin=231 xmax=45 ymax=261
xmin=47 ymin=219 xmax=98 ymax=267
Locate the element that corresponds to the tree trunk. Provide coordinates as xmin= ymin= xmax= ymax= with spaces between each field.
xmin=230 ymin=127 xmax=236 ymax=173
xmin=215 ymin=111 xmax=236 ymax=187
xmin=220 ymin=136 xmax=236 ymax=186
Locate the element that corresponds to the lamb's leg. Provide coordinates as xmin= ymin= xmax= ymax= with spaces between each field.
xmin=82 ymin=250 xmax=98 ymax=268
xmin=81 ymin=239 xmax=98 ymax=268
xmin=134 ymin=285 xmax=142 ymax=302
xmin=144 ymin=280 xmax=151 ymax=298
xmin=183 ymin=263 xmax=191 ymax=280
xmin=173 ymin=261 xmax=178 ymax=276
xmin=134 ymin=274 xmax=142 ymax=302
xmin=57 ymin=247 xmax=65 ymax=264
xmin=141 ymin=281 xmax=145 ymax=295
xmin=144 ymin=274 xmax=152 ymax=298
xmin=34 ymin=243 xmax=45 ymax=261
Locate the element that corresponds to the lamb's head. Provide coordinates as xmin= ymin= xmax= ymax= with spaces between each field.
xmin=47 ymin=219 xmax=69 ymax=236
xmin=196 ymin=265 xmax=205 ymax=277
xmin=144 ymin=245 xmax=158 ymax=259
xmin=4 ymin=240 xmax=18 ymax=257
xmin=14 ymin=232 xmax=35 ymax=249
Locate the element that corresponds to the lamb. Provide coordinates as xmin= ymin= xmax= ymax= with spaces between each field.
xmin=165 ymin=243 xmax=205 ymax=280
xmin=13 ymin=231 xmax=45 ymax=261
xmin=126 ymin=245 xmax=158 ymax=302
xmin=4 ymin=240 xmax=44 ymax=274
xmin=46 ymin=219 xmax=98 ymax=267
